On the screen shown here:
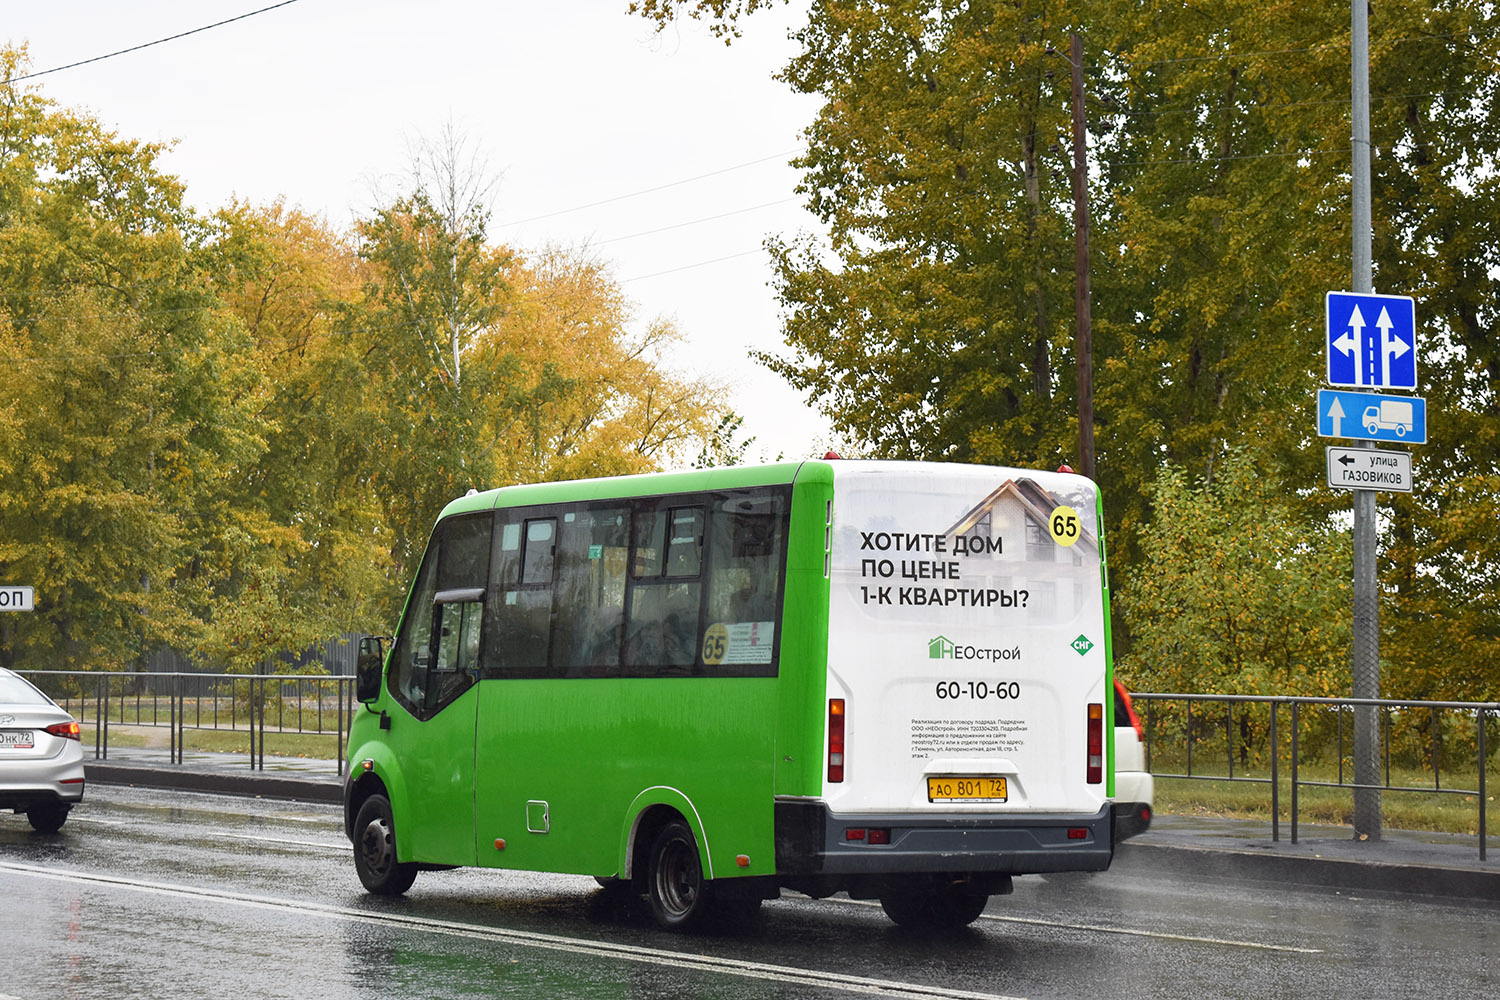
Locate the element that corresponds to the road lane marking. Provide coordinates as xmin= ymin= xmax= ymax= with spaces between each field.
xmin=214 ymin=831 xmax=347 ymax=853
xmin=67 ymin=816 xmax=347 ymax=853
xmin=979 ymin=912 xmax=1322 ymax=954
xmin=0 ymin=862 xmax=1024 ymax=1000
xmin=835 ymin=899 xmax=1322 ymax=954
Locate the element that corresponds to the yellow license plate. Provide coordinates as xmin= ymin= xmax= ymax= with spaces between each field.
xmin=927 ymin=776 xmax=1007 ymax=802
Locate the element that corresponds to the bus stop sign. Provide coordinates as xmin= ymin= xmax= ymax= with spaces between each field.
xmin=0 ymin=585 xmax=34 ymax=611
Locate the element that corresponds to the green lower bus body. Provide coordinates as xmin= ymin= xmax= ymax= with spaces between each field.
xmin=343 ymin=674 xmax=1113 ymax=920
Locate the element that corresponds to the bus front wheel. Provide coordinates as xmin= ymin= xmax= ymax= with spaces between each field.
xmin=880 ymin=885 xmax=989 ymax=929
xmin=646 ymin=820 xmax=712 ymax=931
xmin=353 ymin=794 xmax=418 ymax=895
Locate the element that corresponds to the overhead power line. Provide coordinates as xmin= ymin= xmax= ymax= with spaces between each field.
xmin=2 ymin=0 xmax=303 ymax=85
xmin=595 ymin=197 xmax=800 ymax=246
xmin=499 ymin=151 xmax=798 ymax=228
xmin=622 ymin=248 xmax=766 ymax=283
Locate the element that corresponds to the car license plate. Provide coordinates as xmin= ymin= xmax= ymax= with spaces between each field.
xmin=927 ymin=776 xmax=1007 ymax=802
xmin=0 ymin=730 xmax=35 ymax=749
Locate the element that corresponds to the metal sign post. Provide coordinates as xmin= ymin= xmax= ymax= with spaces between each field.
xmin=1349 ymin=0 xmax=1381 ymax=840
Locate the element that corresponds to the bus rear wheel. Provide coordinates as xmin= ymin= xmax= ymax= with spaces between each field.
xmin=647 ymin=820 xmax=712 ymax=931
xmin=880 ymin=885 xmax=989 ymax=929
xmin=353 ymin=794 xmax=418 ymax=895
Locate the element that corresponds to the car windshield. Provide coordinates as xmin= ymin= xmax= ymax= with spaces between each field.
xmin=0 ymin=674 xmax=51 ymax=705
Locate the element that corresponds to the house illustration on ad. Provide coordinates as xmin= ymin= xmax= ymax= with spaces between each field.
xmin=944 ymin=477 xmax=1098 ymax=562
xmin=943 ymin=478 xmax=1098 ymax=622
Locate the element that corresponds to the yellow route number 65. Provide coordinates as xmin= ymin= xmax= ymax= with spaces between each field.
xmin=1049 ymin=506 xmax=1081 ymax=547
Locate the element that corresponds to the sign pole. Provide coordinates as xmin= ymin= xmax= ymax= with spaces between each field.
xmin=1069 ymin=30 xmax=1095 ymax=481
xmin=1350 ymin=0 xmax=1382 ymax=840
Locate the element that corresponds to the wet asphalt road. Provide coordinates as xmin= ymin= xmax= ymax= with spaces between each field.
xmin=1 ymin=786 xmax=1495 ymax=1000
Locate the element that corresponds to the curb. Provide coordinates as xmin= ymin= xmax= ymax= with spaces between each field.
xmin=84 ymin=762 xmax=342 ymax=805
xmin=1116 ymin=840 xmax=1500 ymax=903
xmin=77 ymin=764 xmax=1497 ymax=903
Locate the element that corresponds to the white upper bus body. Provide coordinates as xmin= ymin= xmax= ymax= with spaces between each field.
xmin=796 ymin=461 xmax=1114 ymax=880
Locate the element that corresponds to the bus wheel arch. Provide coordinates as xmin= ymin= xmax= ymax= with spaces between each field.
xmin=620 ymin=790 xmax=713 ymax=884
xmin=344 ymin=772 xmax=390 ymax=841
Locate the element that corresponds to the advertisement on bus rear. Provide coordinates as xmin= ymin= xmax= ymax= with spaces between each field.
xmin=827 ymin=462 xmax=1109 ymax=813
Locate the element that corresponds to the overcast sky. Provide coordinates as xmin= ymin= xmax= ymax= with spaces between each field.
xmin=7 ymin=0 xmax=834 ymax=461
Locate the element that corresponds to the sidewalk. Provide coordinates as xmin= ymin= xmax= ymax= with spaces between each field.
xmin=82 ymin=753 xmax=1500 ymax=902
xmin=1119 ymin=813 xmax=1498 ymax=902
xmin=85 ymin=747 xmax=343 ymax=804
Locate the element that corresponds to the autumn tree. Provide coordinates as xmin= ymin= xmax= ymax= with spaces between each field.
xmin=352 ymin=133 xmax=725 ymax=589
xmin=759 ymin=1 xmax=1082 ymax=471
xmin=1118 ymin=449 xmax=1353 ymax=698
xmin=350 ymin=135 xmax=528 ymax=578
xmin=203 ymin=200 xmax=397 ymax=670
xmin=0 ymin=62 xmax=733 ymax=671
xmin=489 ymin=245 xmax=720 ymax=484
xmin=1101 ymin=2 xmax=1500 ymax=694
xmin=1353 ymin=7 xmax=1500 ymax=699
xmin=0 ymin=47 xmax=265 ymax=670
xmin=638 ymin=1 xmax=1500 ymax=697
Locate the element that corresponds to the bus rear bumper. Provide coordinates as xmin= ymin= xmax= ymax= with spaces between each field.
xmin=774 ymin=800 xmax=1114 ymax=876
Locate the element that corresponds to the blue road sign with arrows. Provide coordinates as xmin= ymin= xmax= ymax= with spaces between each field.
xmin=1326 ymin=291 xmax=1417 ymax=390
xmin=1317 ymin=389 xmax=1427 ymax=444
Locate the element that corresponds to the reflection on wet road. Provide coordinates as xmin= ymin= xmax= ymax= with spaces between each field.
xmin=1 ymin=786 xmax=1494 ymax=999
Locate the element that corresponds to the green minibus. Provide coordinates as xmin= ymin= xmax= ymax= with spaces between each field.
xmin=345 ymin=459 xmax=1115 ymax=930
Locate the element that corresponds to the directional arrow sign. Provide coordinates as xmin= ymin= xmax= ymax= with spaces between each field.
xmin=1317 ymin=389 xmax=1427 ymax=444
xmin=1326 ymin=447 xmax=1413 ymax=493
xmin=1327 ymin=291 xmax=1418 ymax=390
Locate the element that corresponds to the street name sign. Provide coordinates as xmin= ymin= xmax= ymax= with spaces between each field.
xmin=0 ymin=585 xmax=34 ymax=611
xmin=1326 ymin=446 xmax=1413 ymax=493
xmin=1326 ymin=290 xmax=1417 ymax=390
xmin=1317 ymin=389 xmax=1427 ymax=444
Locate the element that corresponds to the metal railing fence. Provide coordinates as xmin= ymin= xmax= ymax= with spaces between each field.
xmin=17 ymin=670 xmax=355 ymax=777
xmin=15 ymin=670 xmax=1498 ymax=855
xmin=1134 ymin=692 xmax=1498 ymax=859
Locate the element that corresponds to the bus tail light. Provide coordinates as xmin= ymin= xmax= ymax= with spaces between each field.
xmin=1086 ymin=703 xmax=1103 ymax=784
xmin=827 ymin=699 xmax=845 ymax=783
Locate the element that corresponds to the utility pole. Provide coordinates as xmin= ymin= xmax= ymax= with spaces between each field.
xmin=1350 ymin=0 xmax=1382 ymax=840
xmin=1069 ymin=30 xmax=1095 ymax=481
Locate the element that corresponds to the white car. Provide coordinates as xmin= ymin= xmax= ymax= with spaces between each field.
xmin=1113 ymin=679 xmax=1153 ymax=842
xmin=0 ymin=667 xmax=85 ymax=832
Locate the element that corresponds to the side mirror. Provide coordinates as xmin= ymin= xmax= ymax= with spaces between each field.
xmin=356 ymin=635 xmax=389 ymax=704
